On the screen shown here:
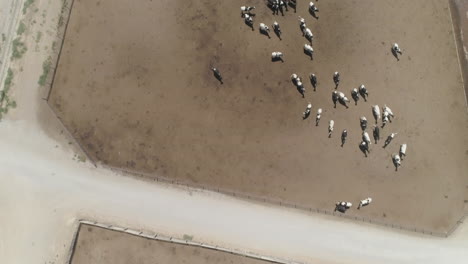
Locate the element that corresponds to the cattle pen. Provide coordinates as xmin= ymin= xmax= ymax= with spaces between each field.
xmin=45 ymin=0 xmax=468 ymax=236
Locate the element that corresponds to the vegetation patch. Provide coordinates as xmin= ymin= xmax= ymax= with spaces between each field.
xmin=38 ymin=57 xmax=52 ymax=86
xmin=0 ymin=69 xmax=17 ymax=120
xmin=23 ymin=0 xmax=35 ymax=15
xmin=17 ymin=21 xmax=26 ymax=36
xmin=36 ymin=31 xmax=42 ymax=43
xmin=11 ymin=38 xmax=27 ymax=60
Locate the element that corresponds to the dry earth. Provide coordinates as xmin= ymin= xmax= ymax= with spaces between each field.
xmin=49 ymin=0 xmax=468 ymax=233
xmin=70 ymin=225 xmax=273 ymax=264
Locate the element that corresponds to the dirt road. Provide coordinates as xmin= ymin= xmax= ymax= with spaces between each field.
xmin=0 ymin=120 xmax=468 ymax=264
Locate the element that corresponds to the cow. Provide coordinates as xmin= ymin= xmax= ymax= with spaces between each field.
xmin=381 ymin=110 xmax=391 ymax=128
xmin=243 ymin=14 xmax=254 ymax=30
xmin=372 ymin=125 xmax=380 ymax=144
xmin=335 ymin=201 xmax=352 ymax=213
xmin=310 ymin=73 xmax=317 ymax=91
xmin=338 ymin=94 xmax=349 ymax=109
xmin=328 ymin=120 xmax=334 ymax=138
xmin=316 ymin=108 xmax=322 ymax=126
xmin=383 ymin=104 xmax=394 ymax=119
xmin=299 ymin=16 xmax=306 ymax=31
xmin=399 ymin=143 xmax=407 ymax=160
xmin=372 ymin=105 xmax=380 ymax=124
xmin=309 ymin=1 xmax=319 ymax=19
xmin=309 ymin=2 xmax=319 ymax=12
xmin=383 ymin=133 xmax=397 ymax=148
xmin=333 ymin=72 xmax=340 ymax=88
xmin=259 ymin=23 xmax=271 ymax=38
xmin=291 ymin=73 xmax=305 ymax=97
xmin=303 ymin=103 xmax=312 ymax=120
xmin=362 ymin=131 xmax=371 ymax=145
xmin=358 ymin=197 xmax=372 ymax=209
xmin=351 ymin=88 xmax=359 ymax=105
xmin=332 ymin=91 xmax=338 ymax=108
xmin=358 ymin=84 xmax=368 ymax=101
xmin=303 ymin=28 xmax=313 ymax=43
xmin=267 ymin=0 xmax=281 ymax=15
xmin=360 ymin=116 xmax=368 ymax=131
xmin=273 ymin=21 xmax=282 ymax=40
xmin=211 ymin=67 xmax=223 ymax=84
xmin=304 ymin=43 xmax=314 ymax=60
xmin=393 ymin=43 xmax=402 ymax=54
xmin=341 ymin=129 xmax=347 ymax=147
xmin=240 ymin=6 xmax=255 ymax=15
xmin=271 ymin=51 xmax=284 ymax=62
xmin=392 ymin=153 xmax=401 ymax=171
xmin=359 ymin=141 xmax=370 ymax=157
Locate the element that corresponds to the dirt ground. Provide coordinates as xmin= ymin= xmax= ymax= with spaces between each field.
xmin=49 ymin=0 xmax=468 ymax=233
xmin=70 ymin=225 xmax=272 ymax=264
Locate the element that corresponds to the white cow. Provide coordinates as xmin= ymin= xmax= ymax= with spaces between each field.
xmin=383 ymin=104 xmax=394 ymax=118
xmin=243 ymin=13 xmax=253 ymax=26
xmin=392 ymin=153 xmax=401 ymax=170
xmin=337 ymin=91 xmax=349 ymax=108
xmin=303 ymin=28 xmax=313 ymax=42
xmin=382 ymin=111 xmax=390 ymax=128
xmin=303 ymin=103 xmax=312 ymax=119
xmin=260 ymin=23 xmax=270 ymax=32
xmin=304 ymin=43 xmax=314 ymax=59
xmin=360 ymin=116 xmax=368 ymax=130
xmin=291 ymin=74 xmax=305 ymax=97
xmin=309 ymin=2 xmax=319 ymax=12
xmin=328 ymin=120 xmax=334 ymax=138
xmin=399 ymin=143 xmax=407 ymax=159
xmin=358 ymin=197 xmax=372 ymax=209
xmin=271 ymin=51 xmax=283 ymax=61
xmin=298 ymin=16 xmax=306 ymax=31
xmin=291 ymin=73 xmax=298 ymax=81
xmin=362 ymin=131 xmax=371 ymax=145
xmin=316 ymin=108 xmax=322 ymax=126
xmin=372 ymin=105 xmax=380 ymax=124
xmin=240 ymin=6 xmax=255 ymax=13
xmin=393 ymin=43 xmax=402 ymax=54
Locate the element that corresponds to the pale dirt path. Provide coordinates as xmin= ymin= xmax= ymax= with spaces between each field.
xmin=0 ymin=120 xmax=468 ymax=264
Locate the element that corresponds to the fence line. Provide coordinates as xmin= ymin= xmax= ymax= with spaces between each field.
xmin=103 ymin=163 xmax=468 ymax=238
xmin=44 ymin=0 xmax=467 ymax=240
xmin=66 ymin=220 xmax=306 ymax=264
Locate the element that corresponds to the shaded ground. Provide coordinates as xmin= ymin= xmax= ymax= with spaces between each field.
xmin=70 ymin=225 xmax=272 ymax=264
xmin=49 ymin=0 xmax=468 ymax=233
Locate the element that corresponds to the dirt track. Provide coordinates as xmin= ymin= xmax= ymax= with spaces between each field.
xmin=49 ymin=0 xmax=468 ymax=233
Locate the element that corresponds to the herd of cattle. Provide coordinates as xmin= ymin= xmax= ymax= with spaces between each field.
xmin=211 ymin=1 xmax=408 ymax=213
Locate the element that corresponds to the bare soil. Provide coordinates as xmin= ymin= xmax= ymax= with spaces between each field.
xmin=70 ymin=225 xmax=271 ymax=264
xmin=49 ymin=0 xmax=468 ymax=233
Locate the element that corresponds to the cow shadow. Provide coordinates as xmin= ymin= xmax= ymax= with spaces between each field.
xmin=309 ymin=9 xmax=319 ymax=19
xmin=213 ymin=72 xmax=223 ymax=84
xmin=245 ymin=20 xmax=254 ymax=31
xmin=274 ymin=29 xmax=282 ymax=40
xmin=259 ymin=29 xmax=271 ymax=39
xmin=391 ymin=47 xmax=400 ymax=61
xmin=303 ymin=49 xmax=313 ymax=60
xmin=271 ymin=57 xmax=284 ymax=63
